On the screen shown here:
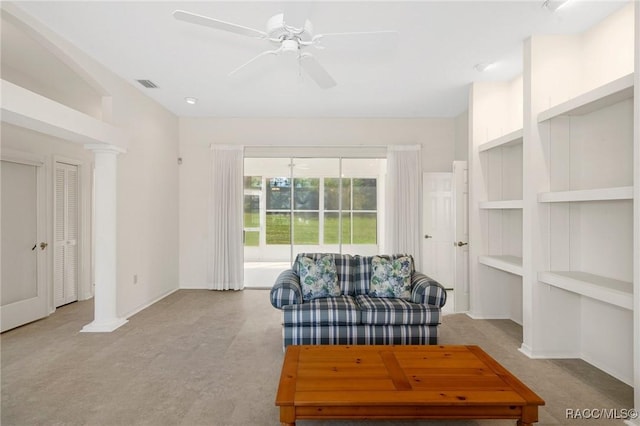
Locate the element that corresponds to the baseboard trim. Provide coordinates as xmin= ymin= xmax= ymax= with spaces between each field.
xmin=581 ymin=353 xmax=633 ymax=387
xmin=121 ymin=287 xmax=179 ymax=319
xmin=465 ymin=312 xmax=512 ymax=320
xmin=80 ymin=318 xmax=128 ymax=333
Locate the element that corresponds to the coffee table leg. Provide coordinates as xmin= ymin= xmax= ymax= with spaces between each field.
xmin=280 ymin=406 xmax=295 ymax=426
xmin=518 ymin=404 xmax=539 ymax=426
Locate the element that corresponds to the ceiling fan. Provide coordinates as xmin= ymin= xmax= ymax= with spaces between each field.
xmin=173 ymin=9 xmax=397 ymax=89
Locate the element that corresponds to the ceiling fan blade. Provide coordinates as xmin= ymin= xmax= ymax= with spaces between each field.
xmin=299 ymin=53 xmax=336 ymax=89
xmin=228 ymin=48 xmax=282 ymax=77
xmin=173 ymin=10 xmax=267 ymax=39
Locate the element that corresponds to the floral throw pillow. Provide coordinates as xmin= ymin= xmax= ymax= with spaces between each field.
xmin=369 ymin=256 xmax=413 ymax=300
xmin=298 ymin=255 xmax=341 ymax=301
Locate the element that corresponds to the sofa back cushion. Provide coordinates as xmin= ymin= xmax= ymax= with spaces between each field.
xmin=293 ymin=253 xmax=353 ymax=295
xmin=369 ymin=255 xmax=413 ymax=300
xmin=353 ymin=254 xmax=415 ymax=295
xmin=298 ymin=255 xmax=341 ymax=301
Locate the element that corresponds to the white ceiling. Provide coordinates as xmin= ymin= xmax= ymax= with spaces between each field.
xmin=12 ymin=1 xmax=628 ymax=118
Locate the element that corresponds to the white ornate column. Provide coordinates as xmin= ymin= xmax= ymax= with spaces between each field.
xmin=82 ymin=144 xmax=128 ymax=332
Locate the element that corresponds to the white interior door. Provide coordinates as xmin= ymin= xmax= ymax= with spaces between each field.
xmin=1 ymin=158 xmax=49 ymax=332
xmin=453 ymin=161 xmax=469 ymax=312
xmin=54 ymin=162 xmax=79 ymax=307
xmin=422 ymin=173 xmax=454 ymax=305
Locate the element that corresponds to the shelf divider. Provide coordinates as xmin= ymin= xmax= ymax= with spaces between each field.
xmin=478 ymin=129 xmax=523 ymax=152
xmin=479 ymin=200 xmax=523 ymax=209
xmin=479 ymin=255 xmax=523 ymax=276
xmin=537 ymin=271 xmax=633 ymax=310
xmin=538 ymin=186 xmax=633 ymax=203
xmin=538 ymin=73 xmax=634 ymax=122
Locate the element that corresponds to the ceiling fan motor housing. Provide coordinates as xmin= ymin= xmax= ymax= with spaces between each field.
xmin=266 ymin=13 xmax=313 ymax=43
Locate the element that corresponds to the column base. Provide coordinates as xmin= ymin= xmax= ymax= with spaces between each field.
xmin=80 ymin=317 xmax=128 ymax=333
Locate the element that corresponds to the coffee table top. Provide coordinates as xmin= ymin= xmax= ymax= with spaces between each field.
xmin=276 ymin=345 xmax=545 ymax=409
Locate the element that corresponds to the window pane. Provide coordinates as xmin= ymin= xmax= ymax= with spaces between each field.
xmin=267 ymin=177 xmax=291 ymax=210
xmin=244 ymin=176 xmax=262 ymax=190
xmin=353 ymin=178 xmax=377 ymax=210
xmin=244 ymin=231 xmax=259 ymax=246
xmin=243 ymin=195 xmax=260 ymax=227
xmin=352 ymin=213 xmax=377 ymax=244
xmin=324 ymin=212 xmax=351 ymax=244
xmin=266 ymin=212 xmax=290 ymax=244
xmin=293 ymin=178 xmax=319 ymax=210
xmin=324 ymin=178 xmax=351 ymax=211
xmin=293 ymin=212 xmax=319 ymax=244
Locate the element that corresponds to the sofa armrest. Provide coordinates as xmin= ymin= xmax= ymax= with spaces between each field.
xmin=270 ymin=269 xmax=303 ymax=309
xmin=410 ymin=272 xmax=447 ymax=308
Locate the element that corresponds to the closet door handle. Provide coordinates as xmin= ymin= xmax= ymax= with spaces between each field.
xmin=456 ymin=241 xmax=468 ymax=247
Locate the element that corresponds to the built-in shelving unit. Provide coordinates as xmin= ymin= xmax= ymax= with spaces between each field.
xmin=537 ymin=77 xmax=634 ymax=310
xmin=469 ymin=3 xmax=637 ymax=399
xmin=469 ymin=76 xmax=524 ymax=324
xmin=524 ymin=5 xmax=636 ymax=388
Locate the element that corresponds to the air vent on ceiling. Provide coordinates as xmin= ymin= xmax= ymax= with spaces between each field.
xmin=136 ymin=79 xmax=158 ymax=89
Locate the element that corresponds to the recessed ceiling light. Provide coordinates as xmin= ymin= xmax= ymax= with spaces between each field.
xmin=474 ymin=62 xmax=496 ymax=72
xmin=184 ymin=97 xmax=198 ymax=105
xmin=543 ymin=0 xmax=571 ymax=12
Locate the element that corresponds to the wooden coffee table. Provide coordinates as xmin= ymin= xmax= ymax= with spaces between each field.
xmin=276 ymin=345 xmax=544 ymax=426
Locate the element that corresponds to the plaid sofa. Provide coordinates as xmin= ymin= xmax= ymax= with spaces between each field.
xmin=270 ymin=253 xmax=447 ymax=349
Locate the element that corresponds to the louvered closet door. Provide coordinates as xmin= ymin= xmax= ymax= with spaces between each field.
xmin=54 ymin=162 xmax=79 ymax=307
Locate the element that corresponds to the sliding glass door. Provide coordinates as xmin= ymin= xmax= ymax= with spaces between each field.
xmin=243 ymin=156 xmax=386 ymax=288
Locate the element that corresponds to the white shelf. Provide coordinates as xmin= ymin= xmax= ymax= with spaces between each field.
xmin=479 ymin=255 xmax=523 ymax=276
xmin=538 ymin=73 xmax=634 ymax=122
xmin=478 ymin=129 xmax=524 ymax=152
xmin=538 ymin=271 xmax=633 ymax=310
xmin=479 ymin=200 xmax=523 ymax=209
xmin=538 ymin=186 xmax=633 ymax=203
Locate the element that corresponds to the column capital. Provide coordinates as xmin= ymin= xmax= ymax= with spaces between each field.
xmin=85 ymin=143 xmax=127 ymax=155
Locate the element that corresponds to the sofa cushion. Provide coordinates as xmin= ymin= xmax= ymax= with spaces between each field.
xmin=353 ymin=254 xmax=415 ymax=295
xmin=294 ymin=253 xmax=354 ymax=295
xmin=298 ymin=255 xmax=341 ymax=301
xmin=356 ymin=294 xmax=440 ymax=326
xmin=283 ymin=295 xmax=361 ymax=326
xmin=369 ymin=255 xmax=413 ymax=300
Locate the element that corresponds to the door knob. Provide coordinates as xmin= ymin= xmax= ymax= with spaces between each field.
xmin=456 ymin=241 xmax=468 ymax=247
xmin=424 ymin=235 xmax=432 ymax=239
xmin=40 ymin=242 xmax=48 ymax=250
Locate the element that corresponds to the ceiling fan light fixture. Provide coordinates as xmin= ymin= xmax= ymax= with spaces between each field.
xmin=184 ymin=97 xmax=198 ymax=105
xmin=281 ymin=39 xmax=299 ymax=54
xmin=474 ymin=62 xmax=496 ymax=72
xmin=543 ymin=0 xmax=571 ymax=12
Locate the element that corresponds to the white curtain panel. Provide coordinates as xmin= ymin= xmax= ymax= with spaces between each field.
xmin=208 ymin=145 xmax=244 ymax=290
xmin=385 ymin=145 xmax=422 ymax=260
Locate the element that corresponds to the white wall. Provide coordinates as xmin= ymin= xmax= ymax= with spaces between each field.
xmin=1 ymin=5 xmax=180 ymax=319
xmin=454 ymin=110 xmax=468 ymax=161
xmin=179 ymin=117 xmax=455 ymax=288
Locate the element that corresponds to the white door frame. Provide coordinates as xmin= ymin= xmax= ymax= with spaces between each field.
xmin=1 ymin=149 xmax=49 ymax=331
xmin=453 ymin=161 xmax=470 ymax=312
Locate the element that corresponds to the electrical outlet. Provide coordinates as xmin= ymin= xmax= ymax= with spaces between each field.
xmin=133 ymin=274 xmax=138 ymax=284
